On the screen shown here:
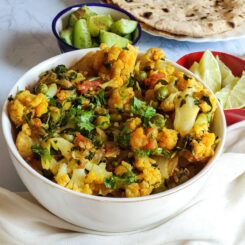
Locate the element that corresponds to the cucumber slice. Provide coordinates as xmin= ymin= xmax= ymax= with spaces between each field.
xmin=73 ymin=19 xmax=92 ymax=49
xmin=110 ymin=19 xmax=137 ymax=35
xmin=123 ymin=33 xmax=132 ymax=41
xmin=87 ymin=15 xmax=113 ymax=37
xmin=69 ymin=5 xmax=97 ymax=27
xmin=100 ymin=30 xmax=131 ymax=48
xmin=60 ymin=28 xmax=73 ymax=46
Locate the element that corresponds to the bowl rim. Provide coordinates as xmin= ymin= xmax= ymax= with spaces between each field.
xmin=51 ymin=3 xmax=142 ymax=51
xmin=2 ymin=48 xmax=226 ymax=203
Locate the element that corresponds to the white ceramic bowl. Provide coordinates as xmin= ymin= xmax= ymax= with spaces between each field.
xmin=2 ymin=49 xmax=226 ymax=233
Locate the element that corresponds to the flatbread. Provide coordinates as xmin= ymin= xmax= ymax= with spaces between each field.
xmin=110 ymin=0 xmax=245 ymax=37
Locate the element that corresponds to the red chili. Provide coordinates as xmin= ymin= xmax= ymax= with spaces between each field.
xmin=77 ymin=80 xmax=101 ymax=94
xmin=144 ymin=73 xmax=165 ymax=88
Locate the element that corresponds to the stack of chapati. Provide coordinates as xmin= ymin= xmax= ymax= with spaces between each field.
xmin=104 ymin=0 xmax=245 ymax=38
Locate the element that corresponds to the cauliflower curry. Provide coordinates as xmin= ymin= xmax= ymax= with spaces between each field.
xmin=8 ymin=45 xmax=218 ymax=197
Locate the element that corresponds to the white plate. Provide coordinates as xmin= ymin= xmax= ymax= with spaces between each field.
xmin=141 ymin=21 xmax=245 ymax=43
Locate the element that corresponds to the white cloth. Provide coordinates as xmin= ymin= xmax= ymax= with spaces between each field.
xmin=1 ymin=121 xmax=245 ymax=245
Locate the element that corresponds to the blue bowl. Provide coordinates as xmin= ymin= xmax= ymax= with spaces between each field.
xmin=52 ymin=3 xmax=142 ymax=53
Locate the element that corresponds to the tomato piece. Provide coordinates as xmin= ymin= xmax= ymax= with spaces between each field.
xmin=77 ymin=80 xmax=101 ymax=94
xmin=74 ymin=132 xmax=92 ymax=148
xmin=144 ymin=73 xmax=165 ymax=88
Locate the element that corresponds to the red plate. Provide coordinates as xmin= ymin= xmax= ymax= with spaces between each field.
xmin=177 ymin=51 xmax=245 ymax=126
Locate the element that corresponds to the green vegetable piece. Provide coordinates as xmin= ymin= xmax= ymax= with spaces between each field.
xmin=95 ymin=116 xmax=110 ymax=130
xmin=100 ymin=30 xmax=131 ymax=48
xmin=75 ymin=110 xmax=95 ymax=132
xmin=135 ymin=71 xmax=147 ymax=82
xmin=60 ymin=28 xmax=73 ymax=46
xmin=111 ymin=19 xmax=137 ymax=35
xmin=104 ymin=171 xmax=136 ymax=189
xmin=32 ymin=145 xmax=52 ymax=170
xmin=46 ymin=83 xmax=58 ymax=98
xmin=35 ymin=83 xmax=48 ymax=94
xmin=87 ymin=15 xmax=113 ymax=37
xmin=115 ymin=127 xmax=131 ymax=148
xmin=131 ymin=97 xmax=156 ymax=119
xmin=150 ymin=114 xmax=166 ymax=129
xmin=54 ymin=65 xmax=67 ymax=74
xmin=123 ymin=33 xmax=132 ymax=41
xmin=69 ymin=5 xmax=97 ymax=27
xmin=155 ymin=86 xmax=169 ymax=100
xmin=73 ymin=19 xmax=92 ymax=49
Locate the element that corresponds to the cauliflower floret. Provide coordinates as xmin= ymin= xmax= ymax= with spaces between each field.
xmin=55 ymin=163 xmax=70 ymax=187
xmin=16 ymin=124 xmax=34 ymax=160
xmin=157 ymin=128 xmax=178 ymax=151
xmin=8 ymin=99 xmax=26 ymax=126
xmin=191 ymin=113 xmax=210 ymax=138
xmin=85 ymin=162 xmax=112 ymax=184
xmin=139 ymin=180 xmax=154 ymax=196
xmin=30 ymin=93 xmax=48 ymax=117
xmin=127 ymin=117 xmax=141 ymax=131
xmin=160 ymin=92 xmax=179 ymax=112
xmin=66 ymin=169 xmax=86 ymax=192
xmin=137 ymin=48 xmax=165 ymax=71
xmin=9 ymin=91 xmax=48 ymax=124
xmin=134 ymin=156 xmax=156 ymax=171
xmin=130 ymin=127 xmax=148 ymax=150
xmin=125 ymin=183 xmax=140 ymax=197
xmin=193 ymin=89 xmax=217 ymax=114
xmin=175 ymin=71 xmax=203 ymax=91
xmin=140 ymin=167 xmax=161 ymax=187
xmin=182 ymin=133 xmax=216 ymax=162
xmin=72 ymin=44 xmax=138 ymax=84
xmin=115 ymin=161 xmax=133 ymax=176
xmin=16 ymin=90 xmax=35 ymax=106
xmin=108 ymin=87 xmax=134 ymax=109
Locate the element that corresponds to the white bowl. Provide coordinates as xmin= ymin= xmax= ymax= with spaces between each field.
xmin=2 ymin=49 xmax=226 ymax=233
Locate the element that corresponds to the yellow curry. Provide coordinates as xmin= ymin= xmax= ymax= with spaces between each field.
xmin=8 ymin=45 xmax=218 ymax=197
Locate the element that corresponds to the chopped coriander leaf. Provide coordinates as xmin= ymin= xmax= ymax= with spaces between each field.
xmin=104 ymin=171 xmax=136 ymax=189
xmin=94 ymin=90 xmax=105 ymax=106
xmin=127 ymin=77 xmax=135 ymax=87
xmin=25 ymin=112 xmax=32 ymax=123
xmin=115 ymin=127 xmax=131 ymax=148
xmin=54 ymin=65 xmax=67 ymax=74
xmin=134 ymin=149 xmax=152 ymax=157
xmin=134 ymin=147 xmax=170 ymax=158
xmin=75 ymin=110 xmax=95 ymax=132
xmin=131 ymin=97 xmax=156 ymax=119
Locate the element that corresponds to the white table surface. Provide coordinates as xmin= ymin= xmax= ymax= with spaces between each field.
xmin=1 ymin=0 xmax=245 ymax=192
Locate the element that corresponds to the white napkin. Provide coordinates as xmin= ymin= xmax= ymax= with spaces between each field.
xmin=0 ymin=121 xmax=245 ymax=245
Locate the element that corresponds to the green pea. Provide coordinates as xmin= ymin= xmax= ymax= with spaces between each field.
xmin=155 ymin=86 xmax=169 ymax=100
xmin=110 ymin=113 xmax=122 ymax=122
xmin=150 ymin=114 xmax=166 ymax=129
xmin=35 ymin=83 xmax=48 ymax=94
xmin=136 ymin=71 xmax=147 ymax=81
